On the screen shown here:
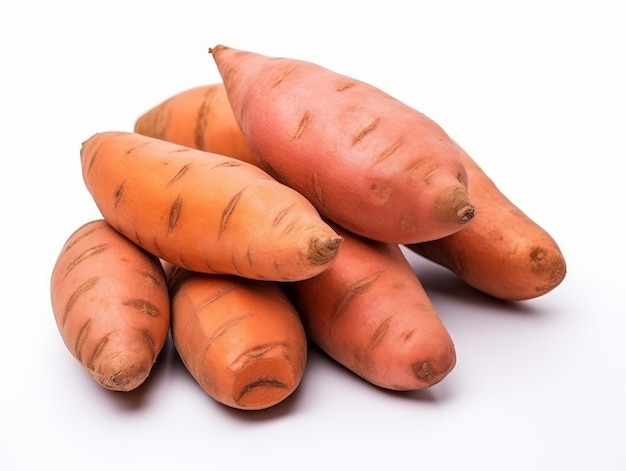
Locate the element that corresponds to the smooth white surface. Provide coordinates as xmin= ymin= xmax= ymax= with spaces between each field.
xmin=2 ymin=1 xmax=625 ymax=470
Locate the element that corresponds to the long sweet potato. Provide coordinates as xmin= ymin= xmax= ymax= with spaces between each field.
xmin=167 ymin=265 xmax=307 ymax=410
xmin=80 ymin=131 xmax=342 ymax=281
xmin=50 ymin=219 xmax=170 ymax=391
xmin=209 ymin=44 xmax=475 ymax=244
xmin=134 ymin=84 xmax=257 ymax=166
xmin=407 ymin=146 xmax=567 ymax=301
xmin=284 ymin=222 xmax=456 ymax=391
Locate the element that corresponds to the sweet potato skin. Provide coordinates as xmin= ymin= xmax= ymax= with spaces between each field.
xmin=80 ymin=131 xmax=342 ymax=282
xmin=285 ymin=223 xmax=456 ymax=391
xmin=210 ymin=44 xmax=475 ymax=244
xmin=407 ymin=146 xmax=567 ymax=301
xmin=168 ymin=267 xmax=307 ymax=410
xmin=50 ymin=219 xmax=170 ymax=391
xmin=134 ymin=84 xmax=258 ymax=166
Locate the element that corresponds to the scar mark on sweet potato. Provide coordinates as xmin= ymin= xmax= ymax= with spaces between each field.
xmin=272 ymin=204 xmax=296 ymax=227
xmin=123 ymin=299 xmax=160 ymax=317
xmin=169 ymin=164 xmax=190 ymax=185
xmin=373 ymin=138 xmax=403 ymax=165
xmin=352 ymin=117 xmax=381 ymax=146
xmin=312 ymin=172 xmax=324 ymax=208
xmin=272 ymin=64 xmax=299 ymax=88
xmin=368 ymin=317 xmax=392 ymax=351
xmin=206 ymin=315 xmax=247 ymax=348
xmin=219 ymin=189 xmax=244 ymax=239
xmin=293 ymin=112 xmax=310 ymax=140
xmin=63 ymin=244 xmax=108 ymax=280
xmin=75 ymin=317 xmax=93 ymax=362
xmin=331 ymin=271 xmax=383 ymax=329
xmin=114 ymin=181 xmax=126 ymax=208
xmin=195 ymin=87 xmax=219 ymax=149
xmin=168 ymin=194 xmax=183 ymax=234
xmin=63 ymin=276 xmax=99 ymax=327
xmin=336 ymin=81 xmax=356 ymax=91
xmin=88 ymin=331 xmax=113 ymax=371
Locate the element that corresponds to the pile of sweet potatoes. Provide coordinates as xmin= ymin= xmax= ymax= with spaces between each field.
xmin=50 ymin=44 xmax=566 ymax=410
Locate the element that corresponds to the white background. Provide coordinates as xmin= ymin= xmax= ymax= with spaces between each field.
xmin=2 ymin=1 xmax=625 ymax=470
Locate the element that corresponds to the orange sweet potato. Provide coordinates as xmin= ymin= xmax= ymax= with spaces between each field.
xmin=80 ymin=131 xmax=342 ymax=282
xmin=134 ymin=84 xmax=257 ymax=166
xmin=167 ymin=265 xmax=307 ymax=410
xmin=407 ymin=146 xmax=567 ymax=301
xmin=50 ymin=219 xmax=170 ymax=391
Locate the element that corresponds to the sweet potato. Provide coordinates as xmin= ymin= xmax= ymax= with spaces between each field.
xmin=50 ymin=219 xmax=170 ymax=391
xmin=80 ymin=131 xmax=342 ymax=281
xmin=284 ymin=222 xmax=456 ymax=391
xmin=407 ymin=146 xmax=567 ymax=301
xmin=167 ymin=265 xmax=307 ymax=410
xmin=209 ymin=45 xmax=475 ymax=244
xmin=134 ymin=84 xmax=257 ymax=166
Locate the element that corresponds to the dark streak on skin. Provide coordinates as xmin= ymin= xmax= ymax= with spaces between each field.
xmin=331 ymin=271 xmax=383 ymax=330
xmin=211 ymin=160 xmax=243 ymax=169
xmin=373 ymin=137 xmax=403 ymax=166
xmin=88 ymin=331 xmax=112 ymax=372
xmin=206 ymin=315 xmax=247 ymax=349
xmin=272 ymin=64 xmax=299 ymax=88
xmin=272 ymin=204 xmax=296 ymax=227
xmin=62 ymin=223 xmax=100 ymax=253
xmin=168 ymin=194 xmax=183 ymax=234
xmin=86 ymin=148 xmax=99 ymax=174
xmin=236 ymin=380 xmax=290 ymax=404
xmin=219 ymin=189 xmax=244 ymax=239
xmin=63 ymin=244 xmax=108 ymax=280
xmin=167 ymin=148 xmax=193 ymax=154
xmin=123 ymin=299 xmax=160 ymax=317
xmin=75 ymin=317 xmax=93 ymax=362
xmin=195 ymin=87 xmax=219 ymax=149
xmin=138 ymin=328 xmax=156 ymax=357
xmin=135 ymin=231 xmax=143 ymax=247
xmin=245 ymin=246 xmax=253 ymax=266
xmin=63 ymin=276 xmax=99 ymax=327
xmin=352 ymin=117 xmax=381 ymax=146
xmin=367 ymin=317 xmax=392 ymax=351
xmin=196 ymin=285 xmax=239 ymax=313
xmin=169 ymin=164 xmax=191 ymax=185
xmin=140 ymin=270 xmax=162 ymax=289
xmin=312 ymin=172 xmax=324 ymax=208
xmin=114 ymin=181 xmax=125 ymax=208
xmin=336 ymin=81 xmax=356 ymax=91
xmin=293 ymin=112 xmax=309 ymax=140
xmin=281 ymin=219 xmax=298 ymax=236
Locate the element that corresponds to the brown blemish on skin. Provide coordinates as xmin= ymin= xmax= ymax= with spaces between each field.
xmin=219 ymin=190 xmax=244 ymax=238
xmin=63 ymin=276 xmax=99 ymax=327
xmin=195 ymin=87 xmax=219 ymax=149
xmin=331 ymin=271 xmax=383 ymax=328
xmin=74 ymin=317 xmax=93 ymax=362
xmin=312 ymin=172 xmax=324 ymax=207
xmin=371 ymin=182 xmax=392 ymax=203
xmin=272 ymin=64 xmax=299 ymax=88
xmin=372 ymin=138 xmax=403 ymax=165
xmin=123 ymin=299 xmax=160 ymax=317
xmin=169 ymin=164 xmax=191 ymax=185
xmin=168 ymin=194 xmax=183 ymax=234
xmin=88 ymin=331 xmax=112 ymax=372
xmin=293 ymin=112 xmax=310 ymax=140
xmin=336 ymin=81 xmax=356 ymax=91
xmin=63 ymin=244 xmax=108 ymax=280
xmin=367 ymin=317 xmax=392 ymax=351
xmin=352 ymin=117 xmax=381 ymax=146
xmin=114 ymin=182 xmax=125 ymax=208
